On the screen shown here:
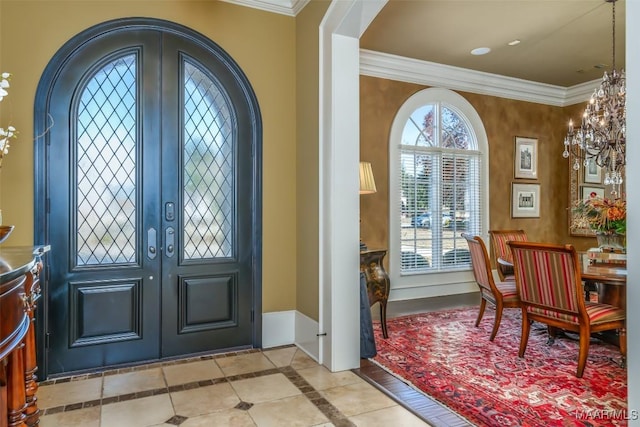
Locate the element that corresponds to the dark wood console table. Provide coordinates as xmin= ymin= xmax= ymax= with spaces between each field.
xmin=360 ymin=249 xmax=390 ymax=339
xmin=0 ymin=246 xmax=49 ymax=427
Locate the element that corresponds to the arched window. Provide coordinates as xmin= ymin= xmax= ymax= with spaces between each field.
xmin=389 ymin=88 xmax=488 ymax=295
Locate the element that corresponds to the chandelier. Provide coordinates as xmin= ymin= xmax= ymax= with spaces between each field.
xmin=563 ymin=0 xmax=625 ymax=196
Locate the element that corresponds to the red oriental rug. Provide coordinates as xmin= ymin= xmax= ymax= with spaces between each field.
xmin=372 ymin=307 xmax=627 ymax=427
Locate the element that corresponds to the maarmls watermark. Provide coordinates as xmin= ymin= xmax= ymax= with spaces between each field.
xmin=576 ymin=409 xmax=639 ymax=420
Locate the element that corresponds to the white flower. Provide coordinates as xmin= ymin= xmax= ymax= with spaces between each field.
xmin=0 ymin=72 xmax=17 ymax=165
xmin=0 ymin=72 xmax=9 ymax=102
xmin=0 ymin=73 xmax=17 ymax=165
xmin=0 ymin=126 xmax=16 ymax=155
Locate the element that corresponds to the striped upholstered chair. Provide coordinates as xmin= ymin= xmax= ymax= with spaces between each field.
xmin=507 ymin=241 xmax=626 ymax=378
xmin=462 ymin=234 xmax=520 ymax=341
xmin=488 ymin=229 xmax=528 ymax=281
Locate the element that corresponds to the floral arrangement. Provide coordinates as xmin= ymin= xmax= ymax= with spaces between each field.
xmin=0 ymin=72 xmax=17 ymax=167
xmin=573 ymin=192 xmax=626 ymax=235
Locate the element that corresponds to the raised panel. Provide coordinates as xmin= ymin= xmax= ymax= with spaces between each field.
xmin=178 ymin=274 xmax=237 ymax=333
xmin=69 ymin=280 xmax=142 ymax=347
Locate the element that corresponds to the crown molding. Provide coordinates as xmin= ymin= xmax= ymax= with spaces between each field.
xmin=360 ymin=49 xmax=598 ymax=107
xmin=564 ymin=80 xmax=600 ymax=106
xmin=220 ymin=0 xmax=310 ymax=16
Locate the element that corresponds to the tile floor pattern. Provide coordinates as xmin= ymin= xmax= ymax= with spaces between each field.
xmin=37 ymin=346 xmax=431 ymax=427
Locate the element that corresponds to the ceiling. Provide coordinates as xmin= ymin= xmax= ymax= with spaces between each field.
xmin=360 ymin=0 xmax=626 ymax=87
xmin=228 ymin=0 xmax=626 ymax=89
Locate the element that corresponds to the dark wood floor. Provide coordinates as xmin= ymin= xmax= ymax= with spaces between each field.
xmin=352 ymin=293 xmax=479 ymax=427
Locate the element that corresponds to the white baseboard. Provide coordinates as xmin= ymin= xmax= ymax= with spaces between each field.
xmin=262 ymin=310 xmax=296 ymax=348
xmin=262 ymin=310 xmax=321 ymax=362
xmin=389 ymin=281 xmax=477 ymax=301
xmin=294 ymin=311 xmax=320 ymax=363
xmin=261 ymin=282 xmax=479 ymax=359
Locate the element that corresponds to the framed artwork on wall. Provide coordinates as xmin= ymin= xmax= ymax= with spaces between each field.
xmin=583 ymin=158 xmax=602 ymax=184
xmin=512 ymin=183 xmax=540 ymax=218
xmin=514 ymin=136 xmax=538 ymax=179
xmin=581 ymin=185 xmax=605 ymax=201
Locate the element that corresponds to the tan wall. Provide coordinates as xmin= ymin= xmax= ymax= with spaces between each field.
xmin=359 ymin=75 xmax=597 ymax=267
xmin=0 ymin=0 xmax=298 ymax=313
xmin=295 ymin=1 xmax=330 ymax=320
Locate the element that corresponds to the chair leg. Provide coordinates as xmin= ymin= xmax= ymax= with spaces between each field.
xmin=518 ymin=309 xmax=531 ymax=358
xmin=619 ymin=327 xmax=627 ymax=368
xmin=546 ymin=326 xmax=557 ymax=345
xmin=489 ymin=302 xmax=503 ymax=341
xmin=475 ymin=298 xmax=487 ymax=328
xmin=576 ymin=327 xmax=591 ymax=378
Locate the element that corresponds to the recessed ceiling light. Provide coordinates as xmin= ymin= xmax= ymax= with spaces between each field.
xmin=470 ymin=47 xmax=491 ymax=56
xmin=507 ymin=39 xmax=521 ymax=46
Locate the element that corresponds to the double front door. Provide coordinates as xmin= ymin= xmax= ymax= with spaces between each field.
xmin=39 ymin=20 xmax=261 ymax=376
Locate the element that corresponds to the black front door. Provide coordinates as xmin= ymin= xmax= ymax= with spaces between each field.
xmin=36 ymin=19 xmax=261 ymax=376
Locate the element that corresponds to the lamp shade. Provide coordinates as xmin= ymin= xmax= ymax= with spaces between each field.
xmin=359 ymin=161 xmax=377 ymax=194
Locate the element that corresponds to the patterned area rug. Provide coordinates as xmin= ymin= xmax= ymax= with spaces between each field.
xmin=372 ymin=307 xmax=627 ymax=426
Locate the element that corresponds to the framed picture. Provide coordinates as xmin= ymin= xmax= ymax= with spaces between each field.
xmin=583 ymin=158 xmax=602 ymax=184
xmin=512 ymin=183 xmax=540 ymax=218
xmin=514 ymin=137 xmax=538 ymax=179
xmin=581 ymin=185 xmax=605 ymax=201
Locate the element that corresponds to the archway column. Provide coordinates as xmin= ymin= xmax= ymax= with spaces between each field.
xmin=318 ymin=0 xmax=387 ymax=372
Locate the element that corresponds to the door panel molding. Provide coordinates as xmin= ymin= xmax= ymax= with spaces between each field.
xmin=179 ymin=274 xmax=237 ymax=332
xmin=69 ymin=280 xmax=142 ymax=346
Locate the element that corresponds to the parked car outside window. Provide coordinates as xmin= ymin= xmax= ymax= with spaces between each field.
xmin=410 ymin=212 xmax=456 ymax=228
xmin=410 ymin=213 xmax=431 ymax=228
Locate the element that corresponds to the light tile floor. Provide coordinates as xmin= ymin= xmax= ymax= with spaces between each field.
xmin=37 ymin=346 xmax=431 ymax=427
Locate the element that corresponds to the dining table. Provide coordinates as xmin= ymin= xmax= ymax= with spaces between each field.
xmin=578 ymin=251 xmax=626 ymax=309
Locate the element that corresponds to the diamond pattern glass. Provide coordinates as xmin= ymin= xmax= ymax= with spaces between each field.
xmin=183 ymin=60 xmax=234 ymax=259
xmin=76 ymin=54 xmax=137 ymax=265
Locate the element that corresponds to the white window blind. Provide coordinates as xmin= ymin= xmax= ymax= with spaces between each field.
xmin=398 ymin=102 xmax=483 ymax=273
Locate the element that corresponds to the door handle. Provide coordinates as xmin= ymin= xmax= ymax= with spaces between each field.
xmin=147 ymin=228 xmax=157 ymax=259
xmin=165 ymin=227 xmax=175 ymax=258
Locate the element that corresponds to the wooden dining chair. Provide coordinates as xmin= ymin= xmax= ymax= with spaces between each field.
xmin=488 ymin=229 xmax=528 ymax=281
xmin=462 ymin=233 xmax=520 ymax=341
xmin=507 ymin=241 xmax=626 ymax=378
